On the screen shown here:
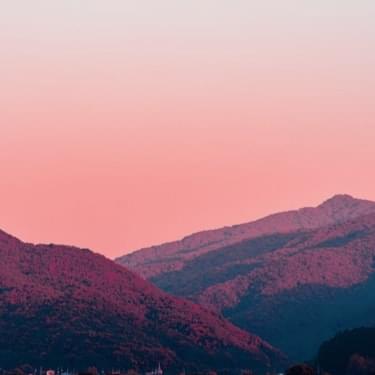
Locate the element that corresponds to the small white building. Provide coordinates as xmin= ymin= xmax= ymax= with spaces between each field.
xmin=145 ymin=363 xmax=163 ymax=375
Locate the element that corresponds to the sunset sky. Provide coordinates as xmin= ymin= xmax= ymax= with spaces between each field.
xmin=1 ymin=1 xmax=375 ymax=258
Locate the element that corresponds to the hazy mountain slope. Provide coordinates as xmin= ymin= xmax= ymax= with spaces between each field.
xmin=116 ymin=196 xmax=375 ymax=361
xmin=117 ymin=195 xmax=375 ymax=278
xmin=150 ymin=214 xmax=375 ymax=360
xmin=0 ymin=229 xmax=285 ymax=372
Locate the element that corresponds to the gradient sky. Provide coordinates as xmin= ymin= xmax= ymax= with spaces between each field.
xmin=1 ymin=1 xmax=375 ymax=258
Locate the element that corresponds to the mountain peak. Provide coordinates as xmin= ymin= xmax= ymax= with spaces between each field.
xmin=318 ymin=194 xmax=372 ymax=210
xmin=319 ymin=194 xmax=356 ymax=206
xmin=322 ymin=193 xmax=356 ymax=202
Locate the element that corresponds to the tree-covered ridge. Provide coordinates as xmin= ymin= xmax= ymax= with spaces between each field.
xmin=0 ymin=229 xmax=284 ymax=372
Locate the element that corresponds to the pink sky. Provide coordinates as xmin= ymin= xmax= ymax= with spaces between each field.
xmin=1 ymin=1 xmax=375 ymax=258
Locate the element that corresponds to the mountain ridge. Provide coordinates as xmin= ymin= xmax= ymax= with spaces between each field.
xmin=117 ymin=195 xmax=375 ymax=278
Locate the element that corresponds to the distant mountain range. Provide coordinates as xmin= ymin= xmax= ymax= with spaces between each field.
xmin=117 ymin=195 xmax=375 ymax=360
xmin=0 ymin=229 xmax=284 ymax=372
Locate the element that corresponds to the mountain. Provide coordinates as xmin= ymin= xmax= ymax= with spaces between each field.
xmin=0 ymin=229 xmax=285 ymax=372
xmin=117 ymin=195 xmax=375 ymax=279
xmin=117 ymin=195 xmax=375 ymax=360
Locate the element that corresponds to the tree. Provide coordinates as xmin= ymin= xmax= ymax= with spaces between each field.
xmin=87 ymin=368 xmax=99 ymax=375
xmin=346 ymin=354 xmax=375 ymax=375
xmin=286 ymin=364 xmax=315 ymax=375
